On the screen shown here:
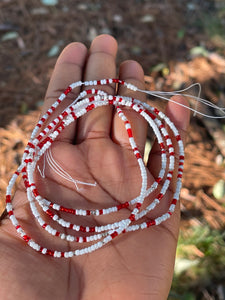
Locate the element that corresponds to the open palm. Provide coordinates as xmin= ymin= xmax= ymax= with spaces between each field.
xmin=0 ymin=35 xmax=189 ymax=300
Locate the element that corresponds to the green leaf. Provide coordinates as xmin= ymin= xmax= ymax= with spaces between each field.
xmin=177 ymin=29 xmax=185 ymax=39
xmin=151 ymin=63 xmax=167 ymax=72
xmin=213 ymin=179 xmax=225 ymax=200
xmin=47 ymin=44 xmax=60 ymax=57
xmin=1 ymin=31 xmax=19 ymax=41
xmin=190 ymin=46 xmax=209 ymax=58
xmin=41 ymin=0 xmax=58 ymax=6
xmin=174 ymin=258 xmax=199 ymax=275
xmin=183 ymin=292 xmax=196 ymax=300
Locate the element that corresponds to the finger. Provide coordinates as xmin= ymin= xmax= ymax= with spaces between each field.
xmin=111 ymin=60 xmax=147 ymax=155
xmin=42 ymin=42 xmax=88 ymax=142
xmin=76 ymin=34 xmax=117 ymax=143
xmin=147 ymin=96 xmax=190 ymax=190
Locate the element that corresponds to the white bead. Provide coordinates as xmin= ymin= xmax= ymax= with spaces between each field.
xmin=52 ymin=215 xmax=58 ymax=221
xmin=42 ymin=248 xmax=47 ymax=254
xmin=60 ymin=233 xmax=66 ymax=240
xmin=53 ymin=203 xmax=60 ymax=210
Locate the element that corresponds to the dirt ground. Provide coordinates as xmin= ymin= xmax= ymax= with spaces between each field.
xmin=0 ymin=0 xmax=225 ymax=298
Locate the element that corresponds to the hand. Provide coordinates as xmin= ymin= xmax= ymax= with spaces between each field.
xmin=0 ymin=35 xmax=190 ymax=300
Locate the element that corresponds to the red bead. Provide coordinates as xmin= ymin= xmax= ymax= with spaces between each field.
xmin=117 ymin=204 xmax=122 ymax=210
xmin=159 ymin=143 xmax=165 ymax=149
xmin=33 ymin=189 xmax=39 ymax=197
xmin=171 ymin=199 xmax=177 ymax=205
xmin=86 ymin=104 xmax=95 ymax=112
xmin=156 ymin=177 xmax=162 ymax=183
xmin=8 ymin=210 xmax=13 ymax=216
xmin=23 ymin=235 xmax=31 ymax=242
xmin=27 ymin=142 xmax=35 ymax=149
xmin=6 ymin=195 xmax=11 ymax=203
xmin=71 ymin=112 xmax=77 ymax=119
xmin=62 ymin=111 xmax=68 ymax=117
xmin=147 ymin=220 xmax=156 ymax=227
xmin=129 ymin=214 xmax=135 ymax=221
xmin=122 ymin=202 xmax=129 ymax=208
xmin=89 ymin=96 xmax=95 ymax=101
xmin=127 ymin=128 xmax=133 ymax=137
xmin=60 ymin=206 xmax=66 ymax=212
xmin=80 ymin=226 xmax=86 ymax=232
xmin=111 ymin=231 xmax=118 ymax=239
xmin=158 ymin=193 xmax=163 ymax=201
xmin=46 ymin=249 xmax=54 ymax=256
xmin=46 ymin=210 xmax=54 ymax=218
xmin=136 ymin=203 xmax=142 ymax=209
xmin=176 ymin=135 xmax=181 ymax=141
xmin=135 ymin=152 xmax=142 ymax=159
xmin=64 ymin=86 xmax=72 ymax=95
xmin=24 ymin=158 xmax=32 ymax=163
xmin=154 ymin=108 xmax=159 ymax=114
xmin=145 ymin=110 xmax=156 ymax=120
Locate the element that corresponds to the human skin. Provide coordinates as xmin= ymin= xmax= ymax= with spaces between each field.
xmin=0 ymin=34 xmax=190 ymax=300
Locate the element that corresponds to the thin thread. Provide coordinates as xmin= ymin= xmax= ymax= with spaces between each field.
xmin=138 ymin=83 xmax=225 ymax=119
xmin=38 ymin=148 xmax=97 ymax=190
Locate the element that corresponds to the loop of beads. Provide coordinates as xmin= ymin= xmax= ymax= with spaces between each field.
xmin=5 ymin=79 xmax=184 ymax=258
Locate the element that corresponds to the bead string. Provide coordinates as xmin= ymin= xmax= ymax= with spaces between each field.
xmin=5 ymin=78 xmax=184 ymax=258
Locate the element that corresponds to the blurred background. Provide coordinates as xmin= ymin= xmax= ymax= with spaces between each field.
xmin=0 ymin=0 xmax=225 ymax=298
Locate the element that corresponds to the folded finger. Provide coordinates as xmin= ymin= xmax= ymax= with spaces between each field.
xmin=111 ymin=60 xmax=147 ymax=155
xmin=76 ymin=35 xmax=117 ymax=143
xmin=42 ymin=42 xmax=88 ymax=143
xmin=147 ymin=96 xmax=190 ymax=191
